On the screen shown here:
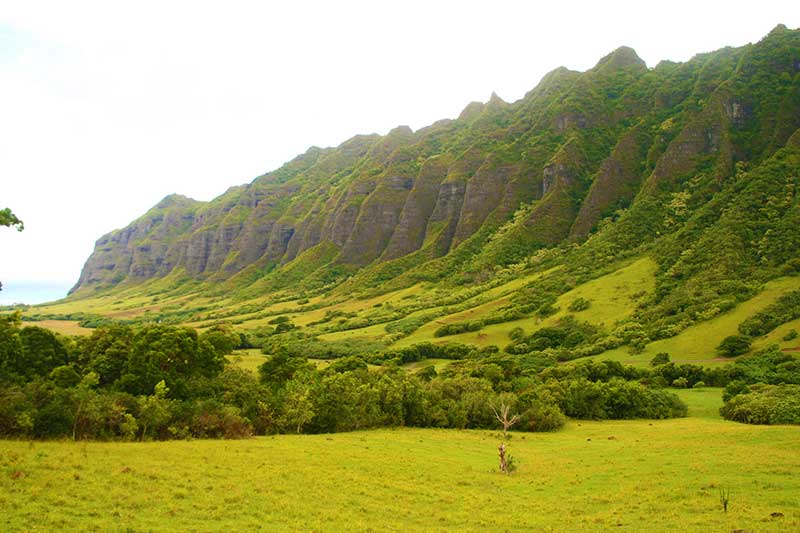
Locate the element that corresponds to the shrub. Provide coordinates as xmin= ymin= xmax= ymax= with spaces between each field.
xmin=783 ymin=329 xmax=798 ymax=341
xmin=720 ymin=384 xmax=800 ymax=425
xmin=723 ymin=380 xmax=750 ymax=402
xmin=651 ymin=352 xmax=671 ymax=366
xmin=434 ymin=321 xmax=483 ymax=338
xmin=738 ymin=290 xmax=800 ymax=337
xmin=518 ymin=403 xmax=566 ymax=432
xmin=671 ymin=377 xmax=689 ymax=388
xmin=568 ymin=297 xmax=591 ymax=312
xmin=717 ymin=335 xmax=752 ymax=357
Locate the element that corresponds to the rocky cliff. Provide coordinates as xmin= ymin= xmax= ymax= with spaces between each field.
xmin=71 ymin=26 xmax=800 ymax=297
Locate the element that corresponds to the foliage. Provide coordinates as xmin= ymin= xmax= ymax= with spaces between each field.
xmin=716 ymin=335 xmax=752 ymax=357
xmin=567 ymin=297 xmax=591 ymax=312
xmin=720 ymin=384 xmax=800 ymax=424
xmin=739 ymin=290 xmax=800 ymax=337
xmin=0 ymin=207 xmax=24 ymax=231
xmin=0 ymin=311 xmax=691 ymax=440
xmin=651 ymin=352 xmax=671 ymax=366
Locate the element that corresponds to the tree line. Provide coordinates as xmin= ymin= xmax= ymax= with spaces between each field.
xmin=1 ymin=315 xmax=797 ymax=440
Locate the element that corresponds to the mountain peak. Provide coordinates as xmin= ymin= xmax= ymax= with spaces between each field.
xmin=769 ymin=23 xmax=789 ymax=35
xmin=488 ymin=92 xmax=506 ymax=106
xmin=154 ymin=194 xmax=196 ymax=210
xmin=593 ymin=46 xmax=646 ymax=72
xmin=458 ymin=101 xmax=485 ymax=120
xmin=388 ymin=125 xmax=414 ymax=137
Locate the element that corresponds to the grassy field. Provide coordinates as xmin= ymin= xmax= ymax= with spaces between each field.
xmin=23 ymin=320 xmax=93 ymax=336
xmin=394 ymin=257 xmax=656 ymax=349
xmin=2 ymin=389 xmax=798 ymax=531
xmin=225 ymin=350 xmax=267 ymax=373
xmin=598 ymin=276 xmax=800 ymax=366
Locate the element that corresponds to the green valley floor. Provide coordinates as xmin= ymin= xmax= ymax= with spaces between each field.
xmin=1 ymin=389 xmax=797 ymax=531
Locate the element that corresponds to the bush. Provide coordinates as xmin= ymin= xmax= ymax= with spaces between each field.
xmin=783 ymin=329 xmax=798 ymax=341
xmin=434 ymin=321 xmax=483 ymax=338
xmin=568 ymin=297 xmax=591 ymax=312
xmin=671 ymin=377 xmax=689 ymax=388
xmin=731 ymin=346 xmax=800 ymax=384
xmin=738 ymin=290 xmax=800 ymax=337
xmin=544 ymin=378 xmax=687 ymax=420
xmin=651 ymin=352 xmax=671 ymax=366
xmin=720 ymin=384 xmax=800 ymax=425
xmin=717 ymin=335 xmax=752 ymax=357
xmin=723 ymin=380 xmax=750 ymax=403
xmin=518 ymin=403 xmax=566 ymax=432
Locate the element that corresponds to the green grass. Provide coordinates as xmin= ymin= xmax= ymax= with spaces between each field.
xmin=551 ymin=256 xmax=656 ymax=326
xmin=226 ymin=350 xmax=266 ymax=374
xmin=23 ymin=320 xmax=93 ymax=336
xmin=317 ymin=322 xmax=389 ymax=342
xmin=599 ymin=276 xmax=800 ymax=366
xmin=395 ymin=257 xmax=657 ymax=349
xmin=2 ymin=416 xmax=798 ymax=531
xmin=672 ymin=387 xmax=724 ymax=419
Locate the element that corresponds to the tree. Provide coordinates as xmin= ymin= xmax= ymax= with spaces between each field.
xmin=19 ymin=326 xmax=69 ymax=379
xmin=138 ymin=380 xmax=171 ymax=441
xmin=0 ymin=313 xmax=23 ymax=379
xmin=0 ymin=208 xmax=23 ymax=231
xmin=71 ymin=372 xmax=100 ymax=440
xmin=650 ymin=352 xmax=671 ymax=366
xmin=491 ymin=397 xmax=520 ymax=439
xmin=199 ymin=324 xmax=240 ymax=356
xmin=278 ymin=379 xmax=315 ymax=433
xmin=0 ymin=208 xmax=23 ymax=294
xmin=717 ymin=335 xmax=752 ymax=357
xmin=258 ymin=348 xmax=313 ymax=389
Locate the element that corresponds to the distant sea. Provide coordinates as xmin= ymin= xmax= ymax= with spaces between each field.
xmin=0 ymin=280 xmax=72 ymax=306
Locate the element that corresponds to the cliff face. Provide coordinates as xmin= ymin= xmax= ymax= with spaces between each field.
xmin=71 ymin=26 xmax=800 ymax=295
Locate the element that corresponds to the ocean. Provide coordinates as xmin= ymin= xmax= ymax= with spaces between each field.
xmin=0 ymin=280 xmax=72 ymax=306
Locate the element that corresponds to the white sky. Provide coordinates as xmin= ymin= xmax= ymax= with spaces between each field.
xmin=1 ymin=0 xmax=798 ymax=303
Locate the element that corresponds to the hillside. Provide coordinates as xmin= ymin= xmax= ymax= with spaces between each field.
xmin=29 ymin=25 xmax=800 ymax=363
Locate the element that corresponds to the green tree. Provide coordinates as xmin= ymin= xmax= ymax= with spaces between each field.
xmin=19 ymin=326 xmax=68 ymax=379
xmin=717 ymin=335 xmax=752 ymax=357
xmin=0 ymin=313 xmax=23 ymax=380
xmin=80 ymin=325 xmax=134 ymax=387
xmin=199 ymin=324 xmax=240 ymax=356
xmin=138 ymin=380 xmax=171 ymax=441
xmin=71 ymin=372 xmax=100 ymax=440
xmin=258 ymin=348 xmax=313 ymax=389
xmin=0 ymin=208 xmax=23 ymax=231
xmin=278 ymin=379 xmax=315 ymax=433
xmin=0 ymin=208 xmax=23 ymax=293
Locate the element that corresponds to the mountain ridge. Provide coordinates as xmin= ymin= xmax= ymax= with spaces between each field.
xmin=65 ymin=26 xmax=800 ymax=359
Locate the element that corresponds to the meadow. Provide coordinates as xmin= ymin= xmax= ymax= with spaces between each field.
xmin=2 ymin=389 xmax=798 ymax=531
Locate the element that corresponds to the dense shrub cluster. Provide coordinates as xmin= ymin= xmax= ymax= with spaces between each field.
xmin=720 ymin=384 xmax=800 ymax=424
xmin=370 ymin=342 xmax=476 ymax=365
xmin=502 ymin=316 xmax=608 ymax=361
xmin=738 ymin=290 xmax=800 ymax=337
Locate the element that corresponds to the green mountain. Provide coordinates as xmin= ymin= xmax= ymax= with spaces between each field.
xmin=48 ymin=25 xmax=800 ymax=363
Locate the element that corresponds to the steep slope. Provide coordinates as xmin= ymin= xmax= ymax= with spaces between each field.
xmin=62 ymin=26 xmax=800 ymax=362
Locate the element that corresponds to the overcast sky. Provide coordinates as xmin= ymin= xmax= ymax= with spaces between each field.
xmin=1 ymin=0 xmax=797 ymax=304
